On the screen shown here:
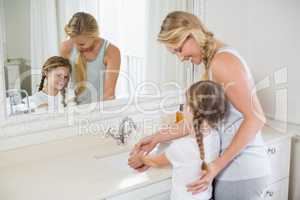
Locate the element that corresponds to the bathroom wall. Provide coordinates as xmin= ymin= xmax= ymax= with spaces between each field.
xmin=205 ymin=0 xmax=300 ymax=124
xmin=3 ymin=0 xmax=30 ymax=62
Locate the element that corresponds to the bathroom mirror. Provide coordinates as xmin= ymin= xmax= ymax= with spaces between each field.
xmin=0 ymin=0 xmax=195 ymax=118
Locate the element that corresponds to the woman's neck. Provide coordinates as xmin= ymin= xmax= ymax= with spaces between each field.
xmin=86 ymin=37 xmax=102 ymax=53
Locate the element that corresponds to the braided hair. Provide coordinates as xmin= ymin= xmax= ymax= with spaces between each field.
xmin=186 ymin=80 xmax=228 ymax=170
xmin=39 ymin=56 xmax=72 ymax=107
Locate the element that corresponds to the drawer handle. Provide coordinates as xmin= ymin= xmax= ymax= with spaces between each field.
xmin=265 ymin=190 xmax=274 ymax=197
xmin=266 ymin=147 xmax=277 ymax=155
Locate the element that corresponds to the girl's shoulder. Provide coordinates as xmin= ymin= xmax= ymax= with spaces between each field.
xmin=32 ymin=91 xmax=48 ymax=100
xmin=166 ymin=136 xmax=199 ymax=156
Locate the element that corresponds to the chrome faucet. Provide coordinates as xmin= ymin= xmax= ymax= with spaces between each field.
xmin=6 ymin=89 xmax=31 ymax=116
xmin=106 ymin=117 xmax=137 ymax=145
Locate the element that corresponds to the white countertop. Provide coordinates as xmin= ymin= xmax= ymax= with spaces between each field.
xmin=0 ymin=124 xmax=293 ymax=200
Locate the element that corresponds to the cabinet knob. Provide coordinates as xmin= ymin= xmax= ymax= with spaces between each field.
xmin=265 ymin=190 xmax=274 ymax=197
xmin=266 ymin=147 xmax=277 ymax=155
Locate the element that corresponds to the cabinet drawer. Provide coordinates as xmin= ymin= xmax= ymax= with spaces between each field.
xmin=144 ymin=191 xmax=170 ymax=200
xmin=263 ymin=178 xmax=289 ymax=200
xmin=266 ymin=138 xmax=291 ymax=183
xmin=104 ymin=179 xmax=171 ymax=200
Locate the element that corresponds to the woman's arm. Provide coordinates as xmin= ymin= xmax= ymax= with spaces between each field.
xmin=132 ymin=114 xmax=193 ymax=156
xmin=103 ymin=44 xmax=121 ymax=100
xmin=59 ymin=40 xmax=73 ymax=59
xmin=211 ymin=52 xmax=265 ymax=172
xmin=187 ymin=52 xmax=266 ymax=194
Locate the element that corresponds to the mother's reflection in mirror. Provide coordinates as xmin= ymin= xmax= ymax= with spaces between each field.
xmin=60 ymin=12 xmax=121 ymax=104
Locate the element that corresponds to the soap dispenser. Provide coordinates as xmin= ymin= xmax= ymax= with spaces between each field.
xmin=176 ymin=104 xmax=184 ymax=123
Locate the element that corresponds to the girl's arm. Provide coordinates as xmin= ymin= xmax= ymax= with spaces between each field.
xmin=103 ymin=44 xmax=121 ymax=101
xmin=128 ymin=152 xmax=171 ymax=169
xmin=141 ymin=154 xmax=171 ymax=167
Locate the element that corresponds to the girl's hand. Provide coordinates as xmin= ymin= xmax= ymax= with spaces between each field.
xmin=128 ymin=151 xmax=145 ymax=169
xmin=135 ymin=165 xmax=150 ymax=172
xmin=186 ymin=162 xmax=222 ymax=195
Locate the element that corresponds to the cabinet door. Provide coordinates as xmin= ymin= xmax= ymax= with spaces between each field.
xmin=105 ymin=179 xmax=171 ymax=200
xmin=289 ymin=135 xmax=300 ymax=200
xmin=263 ymin=178 xmax=289 ymax=200
xmin=266 ymin=138 xmax=291 ymax=183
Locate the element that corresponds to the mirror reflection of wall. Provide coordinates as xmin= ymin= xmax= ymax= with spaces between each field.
xmin=1 ymin=0 xmax=193 ymax=117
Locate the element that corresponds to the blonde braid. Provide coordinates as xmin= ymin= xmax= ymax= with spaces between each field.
xmin=74 ymin=54 xmax=87 ymax=95
xmin=202 ymin=32 xmax=217 ymax=80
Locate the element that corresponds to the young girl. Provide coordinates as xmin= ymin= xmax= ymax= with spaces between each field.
xmin=129 ymin=80 xmax=228 ymax=200
xmin=31 ymin=56 xmax=75 ymax=112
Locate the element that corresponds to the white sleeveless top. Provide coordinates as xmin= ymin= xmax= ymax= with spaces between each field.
xmin=165 ymin=130 xmax=220 ymax=200
xmin=30 ymin=90 xmax=75 ymax=113
xmin=207 ymin=46 xmax=271 ymax=181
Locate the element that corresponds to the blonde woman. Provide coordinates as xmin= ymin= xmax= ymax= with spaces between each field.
xmin=60 ymin=12 xmax=120 ymax=104
xmin=129 ymin=11 xmax=270 ymax=200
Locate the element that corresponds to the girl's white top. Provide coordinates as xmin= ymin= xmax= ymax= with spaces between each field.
xmin=165 ymin=129 xmax=220 ymax=200
xmin=30 ymin=89 xmax=75 ymax=113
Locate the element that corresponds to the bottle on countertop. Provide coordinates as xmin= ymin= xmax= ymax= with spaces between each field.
xmin=176 ymin=104 xmax=184 ymax=123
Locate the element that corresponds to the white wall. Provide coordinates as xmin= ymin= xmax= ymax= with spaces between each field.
xmin=205 ymin=0 xmax=300 ymax=124
xmin=3 ymin=0 xmax=30 ymax=62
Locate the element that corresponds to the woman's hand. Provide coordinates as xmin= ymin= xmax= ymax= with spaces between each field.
xmin=130 ymin=135 xmax=158 ymax=156
xmin=186 ymin=162 xmax=222 ymax=195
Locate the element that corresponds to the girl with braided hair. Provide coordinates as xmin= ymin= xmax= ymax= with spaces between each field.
xmin=129 ymin=80 xmax=227 ymax=200
xmin=31 ymin=56 xmax=75 ymax=111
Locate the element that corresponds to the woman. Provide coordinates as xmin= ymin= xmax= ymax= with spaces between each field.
xmin=129 ymin=11 xmax=270 ymax=200
xmin=60 ymin=12 xmax=120 ymax=104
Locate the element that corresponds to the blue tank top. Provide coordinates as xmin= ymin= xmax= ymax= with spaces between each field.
xmin=70 ymin=39 xmax=109 ymax=104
